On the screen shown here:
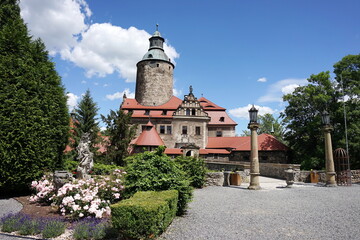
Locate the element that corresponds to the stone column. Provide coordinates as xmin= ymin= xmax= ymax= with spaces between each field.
xmin=323 ymin=126 xmax=337 ymax=187
xmin=248 ymin=123 xmax=261 ymax=190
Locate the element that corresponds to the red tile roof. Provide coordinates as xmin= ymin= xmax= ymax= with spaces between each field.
xmin=200 ymin=149 xmax=231 ymax=154
xmin=134 ymin=121 xmax=164 ymax=146
xmin=164 ymin=148 xmax=183 ymax=155
xmin=122 ymin=96 xmax=182 ymax=110
xmin=198 ymin=97 xmax=226 ymax=111
xmin=207 ymin=111 xmax=237 ymax=126
xmin=207 ymin=134 xmax=288 ymax=151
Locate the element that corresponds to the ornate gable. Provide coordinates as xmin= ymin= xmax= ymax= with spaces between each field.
xmin=173 ymin=86 xmax=209 ymax=118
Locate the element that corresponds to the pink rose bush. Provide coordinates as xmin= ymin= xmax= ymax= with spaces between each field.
xmin=29 ymin=174 xmax=56 ymax=204
xmin=30 ymin=169 xmax=126 ymax=219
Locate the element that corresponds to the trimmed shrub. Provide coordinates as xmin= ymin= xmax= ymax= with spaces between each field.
xmin=174 ymin=156 xmax=207 ymax=188
xmin=124 ymin=146 xmax=192 ymax=215
xmin=111 ymin=190 xmax=178 ymax=239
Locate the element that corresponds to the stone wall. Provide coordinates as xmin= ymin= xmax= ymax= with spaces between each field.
xmin=351 ymin=170 xmax=360 ymax=183
xmin=205 ymin=172 xmax=224 ymax=186
xmin=259 ymin=163 xmax=301 ymax=179
xmin=230 ymin=151 xmax=289 ymax=164
xmin=205 ymin=161 xmax=248 ymax=172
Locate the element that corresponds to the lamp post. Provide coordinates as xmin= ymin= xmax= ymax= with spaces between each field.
xmin=322 ymin=110 xmax=337 ymax=187
xmin=248 ymin=105 xmax=261 ymax=190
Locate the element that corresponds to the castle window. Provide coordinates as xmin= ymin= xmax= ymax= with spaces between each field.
xmin=162 ymin=110 xmax=167 ymax=115
xmin=144 ymin=110 xmax=150 ymax=115
xmin=157 ymin=64 xmax=159 ymax=67
xmin=216 ymin=131 xmax=222 ymax=137
xmin=160 ymin=125 xmax=165 ymax=134
xmin=182 ymin=126 xmax=188 ymax=135
xmin=192 ymin=109 xmax=196 ymax=115
xmin=186 ymin=109 xmax=190 ymax=116
xmin=219 ymin=117 xmax=225 ymax=122
xmin=148 ymin=54 xmax=153 ymax=58
xmin=196 ymin=126 xmax=201 ymax=135
xmin=214 ymin=154 xmax=219 ymax=159
xmin=167 ymin=126 xmax=172 ymax=134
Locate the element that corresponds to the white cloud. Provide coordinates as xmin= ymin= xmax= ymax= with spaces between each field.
xmin=281 ymin=84 xmax=300 ymax=95
xmin=66 ymin=92 xmax=79 ymax=111
xmin=257 ymin=78 xmax=307 ymax=103
xmin=81 ymin=80 xmax=87 ymax=84
xmin=229 ymin=104 xmax=275 ymax=119
xmin=173 ymin=88 xmax=182 ymax=97
xmin=257 ymin=77 xmax=267 ymax=82
xmin=20 ymin=1 xmax=180 ymax=82
xmin=106 ymin=88 xmax=135 ymax=100
xmin=20 ymin=0 xmax=90 ymax=55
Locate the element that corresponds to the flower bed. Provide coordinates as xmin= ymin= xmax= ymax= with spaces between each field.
xmin=29 ymin=169 xmax=126 ymax=219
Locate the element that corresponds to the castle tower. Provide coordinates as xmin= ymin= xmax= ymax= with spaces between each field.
xmin=135 ymin=25 xmax=175 ymax=106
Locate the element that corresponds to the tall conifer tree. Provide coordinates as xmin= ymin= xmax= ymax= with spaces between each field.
xmin=73 ymin=89 xmax=100 ymax=148
xmin=0 ymin=0 xmax=69 ymax=193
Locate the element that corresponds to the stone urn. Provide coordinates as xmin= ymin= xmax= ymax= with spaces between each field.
xmin=284 ymin=166 xmax=295 ymax=188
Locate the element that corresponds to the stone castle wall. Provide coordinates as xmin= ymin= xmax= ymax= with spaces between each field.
xmin=135 ymin=60 xmax=173 ymax=106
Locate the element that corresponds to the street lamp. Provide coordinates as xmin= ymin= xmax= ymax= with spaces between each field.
xmin=248 ymin=105 xmax=261 ymax=190
xmin=321 ymin=110 xmax=330 ymax=125
xmin=322 ymin=110 xmax=337 ymax=187
xmin=249 ymin=105 xmax=258 ymax=123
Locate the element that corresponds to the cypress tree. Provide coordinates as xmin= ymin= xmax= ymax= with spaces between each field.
xmin=73 ymin=89 xmax=100 ymax=145
xmin=0 ymin=0 xmax=69 ymax=193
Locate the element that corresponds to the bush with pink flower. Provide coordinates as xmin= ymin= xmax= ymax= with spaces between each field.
xmin=29 ymin=173 xmax=56 ymax=204
xmin=30 ymin=169 xmax=126 ymax=219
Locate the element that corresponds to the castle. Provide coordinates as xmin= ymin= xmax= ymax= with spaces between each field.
xmin=121 ymin=28 xmax=289 ymax=168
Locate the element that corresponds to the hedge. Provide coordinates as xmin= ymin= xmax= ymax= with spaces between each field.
xmin=111 ymin=190 xmax=178 ymax=239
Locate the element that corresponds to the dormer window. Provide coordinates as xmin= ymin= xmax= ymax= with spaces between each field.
xmin=144 ymin=110 xmax=150 ymax=115
xmin=162 ymin=110 xmax=167 ymax=115
xmin=219 ymin=117 xmax=225 ymax=122
xmin=148 ymin=54 xmax=153 ymax=58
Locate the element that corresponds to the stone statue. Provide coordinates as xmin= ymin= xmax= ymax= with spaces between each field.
xmin=76 ymin=132 xmax=94 ymax=179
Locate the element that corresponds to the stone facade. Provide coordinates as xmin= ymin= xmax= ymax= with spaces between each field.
xmin=230 ymin=151 xmax=288 ymax=164
xmin=135 ymin=60 xmax=174 ymax=106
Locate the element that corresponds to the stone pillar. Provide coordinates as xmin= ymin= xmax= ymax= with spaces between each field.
xmin=323 ymin=126 xmax=337 ymax=187
xmin=248 ymin=123 xmax=261 ymax=190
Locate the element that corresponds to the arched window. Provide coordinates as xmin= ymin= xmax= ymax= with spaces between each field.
xmin=186 ymin=109 xmax=190 ymax=116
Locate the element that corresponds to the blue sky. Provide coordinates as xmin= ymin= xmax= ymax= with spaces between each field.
xmin=19 ymin=0 xmax=360 ymax=133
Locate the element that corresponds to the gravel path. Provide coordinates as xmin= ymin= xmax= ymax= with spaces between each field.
xmin=0 ymin=198 xmax=23 ymax=218
xmin=0 ymin=198 xmax=29 ymax=240
xmin=161 ymin=178 xmax=360 ymax=240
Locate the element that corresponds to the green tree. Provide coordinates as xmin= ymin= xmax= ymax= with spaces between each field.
xmin=333 ymin=54 xmax=360 ymax=168
xmin=72 ymin=89 xmax=100 ymax=150
xmin=282 ymin=55 xmax=360 ymax=169
xmin=281 ymin=71 xmax=339 ymax=170
xmin=258 ymin=113 xmax=285 ymax=142
xmin=101 ymin=108 xmax=137 ymax=166
xmin=0 ymin=0 xmax=69 ymax=193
